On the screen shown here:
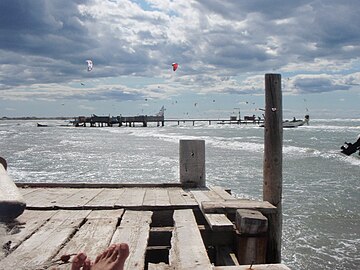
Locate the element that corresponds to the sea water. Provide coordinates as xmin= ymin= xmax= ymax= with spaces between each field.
xmin=0 ymin=119 xmax=359 ymax=269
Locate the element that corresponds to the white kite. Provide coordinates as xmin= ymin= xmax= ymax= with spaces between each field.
xmin=86 ymin=60 xmax=93 ymax=71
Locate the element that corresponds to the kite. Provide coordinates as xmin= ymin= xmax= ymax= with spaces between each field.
xmin=172 ymin=63 xmax=178 ymax=71
xmin=86 ymin=60 xmax=93 ymax=71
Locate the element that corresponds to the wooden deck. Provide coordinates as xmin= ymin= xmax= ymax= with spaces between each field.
xmin=0 ymin=183 xmax=289 ymax=270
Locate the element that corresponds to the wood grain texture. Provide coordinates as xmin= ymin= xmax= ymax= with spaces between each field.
xmin=169 ymin=209 xmax=212 ymax=270
xmin=213 ymin=264 xmax=291 ymax=270
xmin=55 ymin=209 xmax=124 ymax=263
xmin=204 ymin=213 xmax=234 ymax=231
xmin=111 ymin=210 xmax=153 ymax=270
xmin=202 ymin=200 xmax=276 ymax=214
xmin=0 ymin=210 xmax=90 ymax=269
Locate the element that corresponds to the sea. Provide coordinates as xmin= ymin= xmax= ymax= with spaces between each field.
xmin=0 ymin=118 xmax=359 ymax=269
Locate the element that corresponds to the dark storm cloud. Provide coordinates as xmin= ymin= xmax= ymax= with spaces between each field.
xmin=0 ymin=0 xmax=90 ymax=55
xmin=196 ymin=0 xmax=360 ymax=65
xmin=0 ymin=0 xmax=96 ymax=89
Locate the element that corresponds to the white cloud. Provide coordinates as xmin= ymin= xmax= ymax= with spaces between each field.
xmin=0 ymin=0 xmax=359 ymax=117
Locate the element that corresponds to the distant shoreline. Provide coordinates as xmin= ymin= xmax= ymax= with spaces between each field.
xmin=1 ymin=116 xmax=74 ymax=120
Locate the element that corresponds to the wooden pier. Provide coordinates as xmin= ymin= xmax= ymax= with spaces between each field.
xmin=70 ymin=106 xmax=263 ymax=127
xmin=0 ymin=139 xmax=288 ymax=270
xmin=72 ymin=107 xmax=166 ymax=127
xmin=1 ymin=182 xmax=290 ymax=270
xmin=1 ymin=74 xmax=287 ymax=269
xmin=71 ymin=116 xmax=263 ymax=128
xmin=72 ymin=114 xmax=165 ymax=127
xmin=165 ymin=118 xmax=263 ymax=126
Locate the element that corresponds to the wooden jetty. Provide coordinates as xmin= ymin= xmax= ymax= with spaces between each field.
xmin=70 ymin=105 xmax=263 ymax=127
xmin=71 ymin=114 xmax=165 ymax=127
xmin=0 ymin=139 xmax=287 ymax=269
xmin=1 ymin=74 xmax=288 ymax=269
xmin=71 ymin=107 xmax=166 ymax=127
xmin=1 ymin=183 xmax=290 ymax=270
xmin=71 ymin=116 xmax=263 ymax=128
xmin=165 ymin=118 xmax=263 ymax=126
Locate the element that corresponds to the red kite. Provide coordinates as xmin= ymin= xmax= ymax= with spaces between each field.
xmin=172 ymin=63 xmax=178 ymax=71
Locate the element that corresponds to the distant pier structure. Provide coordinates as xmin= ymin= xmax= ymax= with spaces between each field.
xmin=71 ymin=106 xmax=263 ymax=127
xmin=72 ymin=106 xmax=165 ymax=127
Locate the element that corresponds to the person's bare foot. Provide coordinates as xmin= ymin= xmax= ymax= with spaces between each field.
xmin=92 ymin=243 xmax=129 ymax=270
xmin=82 ymin=257 xmax=92 ymax=270
xmin=71 ymin=252 xmax=91 ymax=270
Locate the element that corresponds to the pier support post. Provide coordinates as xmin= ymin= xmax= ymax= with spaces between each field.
xmin=235 ymin=209 xmax=268 ymax=265
xmin=263 ymin=73 xmax=283 ymax=263
xmin=179 ymin=140 xmax=205 ymax=187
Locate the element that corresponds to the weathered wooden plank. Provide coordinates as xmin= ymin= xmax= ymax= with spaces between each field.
xmin=210 ymin=186 xmax=237 ymax=200
xmin=0 ymin=210 xmax=90 ymax=269
xmin=191 ymin=189 xmax=233 ymax=231
xmin=55 ymin=188 xmax=103 ymax=208
xmin=53 ymin=209 xmax=124 ymax=268
xmin=18 ymin=187 xmax=39 ymax=196
xmin=114 ymin=188 xmax=146 ymax=207
xmin=190 ymin=189 xmax=213 ymax=208
xmin=22 ymin=188 xmax=78 ymax=208
xmin=213 ymin=264 xmax=291 ymax=270
xmin=202 ymin=200 xmax=276 ymax=214
xmin=143 ymin=188 xmax=170 ymax=206
xmin=17 ymin=182 xmax=183 ymax=189
xmin=169 ymin=209 xmax=212 ymax=270
xmin=204 ymin=213 xmax=233 ymax=231
xmin=0 ymin=210 xmax=58 ymax=259
xmin=191 ymin=189 xmax=224 ymax=206
xmin=85 ymin=188 xmax=126 ymax=208
xmin=86 ymin=209 xmax=124 ymax=219
xmin=168 ymin=188 xmax=197 ymax=206
xmin=110 ymin=210 xmax=153 ymax=270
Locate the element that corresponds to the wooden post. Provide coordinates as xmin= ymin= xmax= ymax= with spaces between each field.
xmin=235 ymin=209 xmax=268 ymax=265
xmin=263 ymin=73 xmax=283 ymax=263
xmin=179 ymin=140 xmax=205 ymax=187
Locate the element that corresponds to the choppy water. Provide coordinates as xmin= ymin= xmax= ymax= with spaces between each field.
xmin=0 ymin=119 xmax=359 ymax=269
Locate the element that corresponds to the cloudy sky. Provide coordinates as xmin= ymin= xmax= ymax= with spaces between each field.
xmin=1 ymin=0 xmax=359 ymax=119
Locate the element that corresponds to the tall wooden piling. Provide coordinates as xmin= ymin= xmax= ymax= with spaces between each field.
xmin=263 ymin=73 xmax=283 ymax=263
xmin=179 ymin=140 xmax=206 ymax=187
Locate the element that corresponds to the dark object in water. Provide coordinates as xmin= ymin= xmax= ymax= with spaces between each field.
xmin=340 ymin=137 xmax=360 ymax=156
xmin=37 ymin=123 xmax=48 ymax=127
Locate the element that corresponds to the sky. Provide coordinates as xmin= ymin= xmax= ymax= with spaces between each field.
xmin=0 ymin=0 xmax=359 ymax=119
